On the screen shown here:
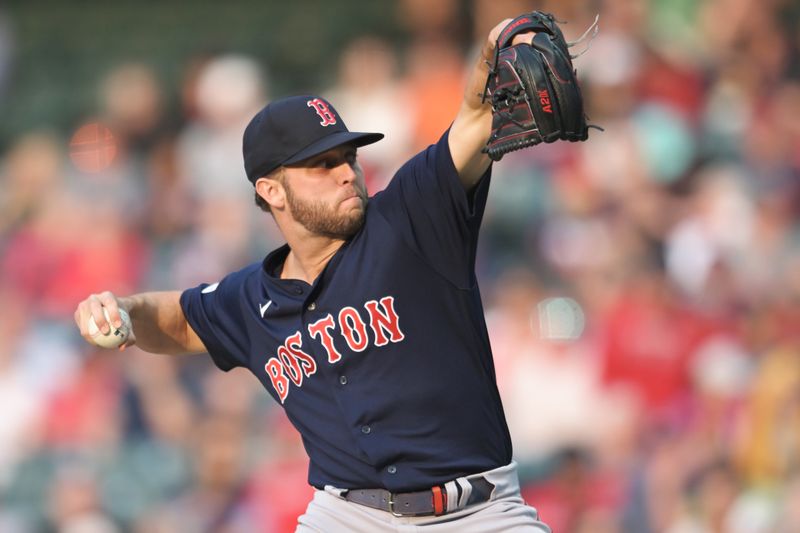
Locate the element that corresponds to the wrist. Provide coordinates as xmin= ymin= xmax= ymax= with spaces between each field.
xmin=117 ymin=295 xmax=138 ymax=315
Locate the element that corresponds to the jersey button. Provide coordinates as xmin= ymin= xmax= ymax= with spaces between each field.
xmin=308 ymin=302 xmax=316 ymax=311
xmin=361 ymin=425 xmax=371 ymax=435
xmin=339 ymin=375 xmax=347 ymax=385
xmin=387 ymin=465 xmax=397 ymax=474
xmin=292 ymin=286 xmax=303 ymax=295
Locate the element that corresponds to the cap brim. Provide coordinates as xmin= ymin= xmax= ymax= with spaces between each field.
xmin=283 ymin=131 xmax=384 ymax=166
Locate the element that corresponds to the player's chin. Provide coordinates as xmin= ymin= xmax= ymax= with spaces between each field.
xmin=333 ymin=210 xmax=365 ymax=239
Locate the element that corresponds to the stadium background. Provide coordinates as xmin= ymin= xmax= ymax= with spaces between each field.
xmin=1 ymin=0 xmax=799 ymax=531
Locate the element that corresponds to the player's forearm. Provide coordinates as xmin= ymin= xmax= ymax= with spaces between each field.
xmin=449 ymin=22 xmax=506 ymax=189
xmin=119 ymin=291 xmax=205 ymax=355
xmin=449 ymin=105 xmax=492 ymax=190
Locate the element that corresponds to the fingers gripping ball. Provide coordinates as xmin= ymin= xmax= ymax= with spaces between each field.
xmin=88 ymin=308 xmax=131 ymax=349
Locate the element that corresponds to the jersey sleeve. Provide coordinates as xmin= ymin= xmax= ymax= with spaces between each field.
xmin=371 ymin=129 xmax=491 ymax=289
xmin=179 ymin=267 xmax=256 ymax=372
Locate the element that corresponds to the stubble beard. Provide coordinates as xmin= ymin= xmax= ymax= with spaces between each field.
xmin=284 ymin=182 xmax=367 ymax=240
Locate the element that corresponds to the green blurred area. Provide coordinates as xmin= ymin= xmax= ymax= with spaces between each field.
xmin=0 ymin=0 xmax=407 ymax=149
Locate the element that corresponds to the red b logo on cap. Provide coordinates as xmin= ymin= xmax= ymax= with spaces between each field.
xmin=307 ymin=98 xmax=337 ymax=127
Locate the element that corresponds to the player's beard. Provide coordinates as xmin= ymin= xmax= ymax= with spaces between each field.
xmin=284 ymin=181 xmax=367 ymax=240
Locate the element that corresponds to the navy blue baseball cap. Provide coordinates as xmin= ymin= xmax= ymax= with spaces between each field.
xmin=243 ymin=95 xmax=384 ymax=183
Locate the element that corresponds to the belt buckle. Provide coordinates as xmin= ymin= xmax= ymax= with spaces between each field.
xmin=388 ymin=494 xmax=405 ymax=517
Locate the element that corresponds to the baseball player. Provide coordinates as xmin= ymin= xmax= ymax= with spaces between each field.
xmin=75 ymin=13 xmax=591 ymax=532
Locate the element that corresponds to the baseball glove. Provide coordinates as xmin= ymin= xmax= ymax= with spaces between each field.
xmin=482 ymin=12 xmax=600 ymax=161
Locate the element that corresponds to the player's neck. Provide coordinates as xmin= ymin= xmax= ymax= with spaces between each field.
xmin=280 ymin=235 xmax=344 ymax=284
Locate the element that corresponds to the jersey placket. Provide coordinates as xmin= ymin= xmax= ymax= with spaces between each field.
xmin=299 ymin=266 xmax=385 ymax=472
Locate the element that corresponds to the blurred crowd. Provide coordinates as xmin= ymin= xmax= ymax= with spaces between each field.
xmin=1 ymin=0 xmax=799 ymax=531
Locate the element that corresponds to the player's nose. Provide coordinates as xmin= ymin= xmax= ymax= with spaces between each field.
xmin=334 ymin=160 xmax=358 ymax=184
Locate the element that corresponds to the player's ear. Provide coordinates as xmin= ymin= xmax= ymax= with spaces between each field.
xmin=255 ymin=173 xmax=286 ymax=211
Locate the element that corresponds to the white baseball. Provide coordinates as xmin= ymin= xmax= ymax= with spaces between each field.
xmin=87 ymin=307 xmax=131 ymax=349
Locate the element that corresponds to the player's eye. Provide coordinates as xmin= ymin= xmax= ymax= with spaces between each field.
xmin=315 ymin=158 xmax=336 ymax=169
xmin=312 ymin=150 xmax=356 ymax=170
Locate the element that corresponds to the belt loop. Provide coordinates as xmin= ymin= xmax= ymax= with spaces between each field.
xmin=444 ymin=480 xmax=459 ymax=512
xmin=431 ymin=486 xmax=445 ymax=515
xmin=324 ymin=485 xmax=348 ymax=499
xmin=456 ymin=478 xmax=472 ymax=508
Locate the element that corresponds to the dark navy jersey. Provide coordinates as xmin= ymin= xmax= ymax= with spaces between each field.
xmin=180 ymin=130 xmax=512 ymax=492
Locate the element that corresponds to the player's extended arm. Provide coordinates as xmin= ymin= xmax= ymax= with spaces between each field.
xmin=74 ymin=290 xmax=206 ymax=355
xmin=449 ymin=19 xmax=529 ymax=190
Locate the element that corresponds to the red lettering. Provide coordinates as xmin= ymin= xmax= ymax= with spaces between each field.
xmin=267 ymin=298 xmax=406 ymax=402
xmin=307 ymin=98 xmax=337 ymax=127
xmin=500 ymin=17 xmax=531 ymax=44
xmin=308 ymin=314 xmax=342 ymax=363
xmin=538 ymin=90 xmax=552 ymax=113
xmin=278 ymin=346 xmax=303 ymax=387
xmin=286 ymin=331 xmax=317 ymax=377
xmin=365 ymin=296 xmax=405 ymax=347
xmin=265 ymin=357 xmax=289 ymax=403
xmin=339 ymin=307 xmax=368 ymax=352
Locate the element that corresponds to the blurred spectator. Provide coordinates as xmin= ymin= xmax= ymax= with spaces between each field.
xmin=665 ymin=164 xmax=755 ymax=300
xmin=397 ymin=0 xmax=465 ymax=42
xmin=664 ymin=459 xmax=741 ymax=533
xmin=96 ymin=352 xmax=196 ymax=524
xmin=246 ymin=411 xmax=317 ymax=532
xmin=0 ymin=288 xmax=44 ymax=491
xmin=88 ymin=62 xmax=167 ymax=225
xmin=0 ymin=185 xmax=149 ymax=318
xmin=177 ymin=54 xmax=265 ymax=200
xmin=141 ymin=415 xmax=258 ymax=533
xmin=173 ymin=54 xmax=277 ymax=287
xmin=735 ymin=345 xmax=800 ymax=488
xmin=0 ymin=132 xmax=63 ymax=238
xmin=402 ymin=37 xmax=466 ymax=152
xmin=324 ymin=36 xmax=414 ymax=191
xmin=487 ymin=267 xmax=616 ymax=461
xmin=775 ymin=475 xmax=800 ymax=532
xmin=47 ymin=463 xmax=121 ymax=533
xmin=100 ymin=63 xmax=165 ymax=154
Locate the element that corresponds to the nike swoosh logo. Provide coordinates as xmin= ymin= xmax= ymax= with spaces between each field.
xmin=259 ymin=300 xmax=272 ymax=318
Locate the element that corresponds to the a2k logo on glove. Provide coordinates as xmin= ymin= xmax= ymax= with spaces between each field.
xmin=264 ymin=296 xmax=405 ymax=403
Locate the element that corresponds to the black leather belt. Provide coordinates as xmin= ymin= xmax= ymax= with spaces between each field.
xmin=343 ymin=477 xmax=495 ymax=517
